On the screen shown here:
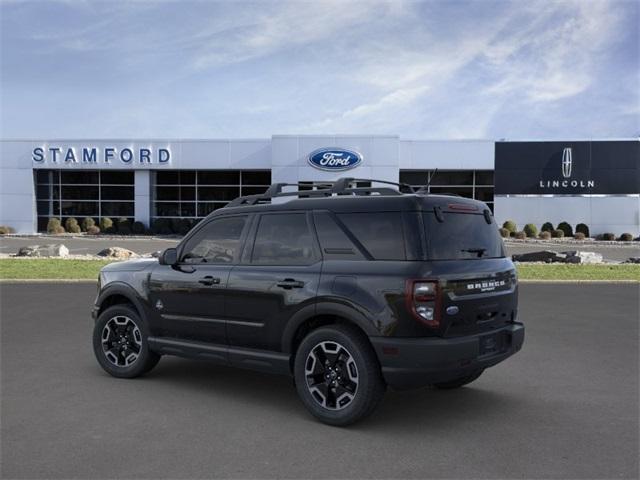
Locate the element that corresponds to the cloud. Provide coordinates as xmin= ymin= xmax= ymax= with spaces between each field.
xmin=0 ymin=0 xmax=636 ymax=139
xmin=481 ymin=0 xmax=622 ymax=102
xmin=191 ymin=1 xmax=408 ymax=69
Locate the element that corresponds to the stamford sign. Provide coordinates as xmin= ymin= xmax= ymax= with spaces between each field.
xmin=308 ymin=148 xmax=362 ymax=171
xmin=32 ymin=146 xmax=171 ymax=165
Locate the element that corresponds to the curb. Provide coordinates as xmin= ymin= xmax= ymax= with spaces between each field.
xmin=0 ymin=279 xmax=98 ymax=283
xmin=518 ymin=279 xmax=639 ymax=284
xmin=2 ymin=278 xmax=637 ymax=284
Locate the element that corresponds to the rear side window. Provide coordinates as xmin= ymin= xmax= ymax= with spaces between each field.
xmin=423 ymin=212 xmax=504 ymax=260
xmin=251 ymin=213 xmax=317 ymax=265
xmin=337 ymin=213 xmax=406 ymax=260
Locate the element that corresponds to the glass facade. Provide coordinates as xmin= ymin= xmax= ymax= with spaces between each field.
xmin=151 ymin=170 xmax=271 ymax=220
xmin=32 ymin=168 xmax=494 ymax=232
xmin=35 ymin=170 xmax=134 ymax=231
xmin=400 ymin=170 xmax=495 ymax=211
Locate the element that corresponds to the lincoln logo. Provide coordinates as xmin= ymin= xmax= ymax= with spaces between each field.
xmin=562 ymin=147 xmax=572 ymax=178
xmin=539 ymin=147 xmax=595 ymax=189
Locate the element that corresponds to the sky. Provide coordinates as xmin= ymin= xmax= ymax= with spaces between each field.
xmin=1 ymin=0 xmax=638 ymax=140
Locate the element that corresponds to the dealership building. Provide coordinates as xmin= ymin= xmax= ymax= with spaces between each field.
xmin=0 ymin=136 xmax=638 ymax=235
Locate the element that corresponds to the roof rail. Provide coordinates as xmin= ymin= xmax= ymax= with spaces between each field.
xmin=225 ymin=177 xmax=416 ymax=208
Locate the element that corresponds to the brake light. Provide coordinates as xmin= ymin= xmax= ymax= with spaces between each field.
xmin=406 ymin=280 xmax=441 ymax=328
xmin=448 ymin=203 xmax=478 ymax=212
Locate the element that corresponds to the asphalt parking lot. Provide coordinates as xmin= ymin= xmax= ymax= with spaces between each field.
xmin=1 ymin=236 xmax=639 ymax=261
xmin=1 ymin=283 xmax=638 ymax=479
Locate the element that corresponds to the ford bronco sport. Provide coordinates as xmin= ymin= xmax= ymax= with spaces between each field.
xmin=92 ymin=178 xmax=524 ymax=426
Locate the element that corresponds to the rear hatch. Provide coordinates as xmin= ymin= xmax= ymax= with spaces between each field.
xmin=420 ymin=206 xmax=518 ymax=339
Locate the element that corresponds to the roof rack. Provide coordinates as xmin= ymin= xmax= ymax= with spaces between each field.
xmin=225 ymin=177 xmax=417 ymax=208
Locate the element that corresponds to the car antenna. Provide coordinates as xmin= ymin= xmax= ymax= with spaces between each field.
xmin=416 ymin=168 xmax=438 ymax=194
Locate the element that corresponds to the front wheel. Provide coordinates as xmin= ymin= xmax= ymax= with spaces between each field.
xmin=294 ymin=325 xmax=385 ymax=426
xmin=92 ymin=304 xmax=160 ymax=378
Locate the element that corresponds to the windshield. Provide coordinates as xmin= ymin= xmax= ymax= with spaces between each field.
xmin=423 ymin=212 xmax=505 ymax=260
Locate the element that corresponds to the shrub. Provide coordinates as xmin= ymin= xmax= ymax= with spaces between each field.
xmin=575 ymin=223 xmax=590 ymax=238
xmin=538 ymin=231 xmax=551 ymax=240
xmin=502 ymin=220 xmax=517 ymax=234
xmin=52 ymin=225 xmax=66 ymax=234
xmin=598 ymin=232 xmax=615 ymax=241
xmin=541 ymin=222 xmax=554 ymax=233
xmin=0 ymin=225 xmax=15 ymax=234
xmin=618 ymin=233 xmax=633 ymax=242
xmin=64 ymin=217 xmax=81 ymax=234
xmin=81 ymin=217 xmax=96 ymax=232
xmin=46 ymin=218 xmax=61 ymax=234
xmin=514 ymin=231 xmax=526 ymax=240
xmin=557 ymin=221 xmax=573 ymax=238
xmin=499 ymin=227 xmax=510 ymax=238
xmin=116 ymin=217 xmax=132 ymax=235
xmin=86 ymin=225 xmax=100 ymax=235
xmin=523 ymin=223 xmax=538 ymax=238
xmin=573 ymin=232 xmax=586 ymax=240
xmin=551 ymin=229 xmax=565 ymax=238
xmin=151 ymin=218 xmax=172 ymax=235
xmin=99 ymin=217 xmax=114 ymax=233
xmin=132 ymin=221 xmax=146 ymax=234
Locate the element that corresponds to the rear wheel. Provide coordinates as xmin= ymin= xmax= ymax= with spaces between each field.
xmin=433 ymin=370 xmax=483 ymax=389
xmin=92 ymin=304 xmax=160 ymax=378
xmin=294 ymin=325 xmax=385 ymax=426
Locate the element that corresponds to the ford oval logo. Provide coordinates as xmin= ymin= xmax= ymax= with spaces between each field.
xmin=307 ymin=148 xmax=362 ymax=171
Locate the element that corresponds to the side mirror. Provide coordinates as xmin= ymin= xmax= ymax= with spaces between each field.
xmin=159 ymin=247 xmax=178 ymax=266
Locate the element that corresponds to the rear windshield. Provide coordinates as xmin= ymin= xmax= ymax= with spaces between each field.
xmin=423 ymin=212 xmax=504 ymax=260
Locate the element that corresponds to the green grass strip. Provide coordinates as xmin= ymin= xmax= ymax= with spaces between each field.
xmin=0 ymin=259 xmax=115 ymax=279
xmin=516 ymin=263 xmax=640 ymax=281
xmin=0 ymin=259 xmax=638 ymax=281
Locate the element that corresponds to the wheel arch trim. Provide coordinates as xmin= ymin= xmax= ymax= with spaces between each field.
xmin=95 ymin=282 xmax=148 ymax=320
xmin=281 ymin=301 xmax=378 ymax=354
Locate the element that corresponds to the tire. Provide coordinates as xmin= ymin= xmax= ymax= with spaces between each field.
xmin=294 ymin=325 xmax=385 ymax=426
xmin=432 ymin=370 xmax=483 ymax=389
xmin=92 ymin=304 xmax=160 ymax=378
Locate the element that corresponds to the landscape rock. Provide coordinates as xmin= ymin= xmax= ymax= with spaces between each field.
xmin=562 ymin=251 xmax=604 ymax=264
xmin=17 ymin=244 xmax=69 ymax=257
xmin=512 ymin=250 xmax=603 ymax=264
xmin=512 ymin=250 xmax=566 ymax=263
xmin=96 ymin=247 xmax=139 ymax=259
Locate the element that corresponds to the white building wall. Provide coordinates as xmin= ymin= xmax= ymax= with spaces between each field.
xmin=494 ymin=195 xmax=640 ymax=236
xmin=0 ymin=141 xmax=37 ymax=233
xmin=271 ymin=135 xmax=400 ymax=185
xmin=399 ymin=140 xmax=494 ymax=170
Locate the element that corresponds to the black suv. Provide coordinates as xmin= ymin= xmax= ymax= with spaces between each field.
xmin=92 ymin=178 xmax=524 ymax=425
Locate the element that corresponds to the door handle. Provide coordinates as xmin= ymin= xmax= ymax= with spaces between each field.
xmin=276 ymin=278 xmax=305 ymax=289
xmin=198 ymin=276 xmax=221 ymax=286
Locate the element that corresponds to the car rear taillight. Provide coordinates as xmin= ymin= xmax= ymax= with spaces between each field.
xmin=406 ymin=280 xmax=441 ymax=328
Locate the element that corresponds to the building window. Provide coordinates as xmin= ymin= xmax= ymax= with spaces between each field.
xmin=35 ymin=170 xmax=134 ymax=231
xmin=151 ymin=170 xmax=271 ymax=220
xmin=400 ymin=170 xmax=495 ymax=211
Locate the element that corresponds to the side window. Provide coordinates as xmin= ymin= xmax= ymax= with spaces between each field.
xmin=251 ymin=213 xmax=317 ymax=265
xmin=313 ymin=212 xmax=365 ymax=260
xmin=337 ymin=212 xmax=406 ymax=260
xmin=181 ymin=216 xmax=247 ymax=264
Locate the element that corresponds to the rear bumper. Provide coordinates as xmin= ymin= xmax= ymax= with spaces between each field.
xmin=370 ymin=323 xmax=524 ymax=390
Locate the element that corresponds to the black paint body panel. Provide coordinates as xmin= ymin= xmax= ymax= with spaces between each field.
xmin=93 ymin=193 xmax=524 ymax=389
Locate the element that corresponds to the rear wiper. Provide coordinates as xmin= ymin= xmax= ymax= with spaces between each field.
xmin=461 ymin=248 xmax=486 ymax=257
